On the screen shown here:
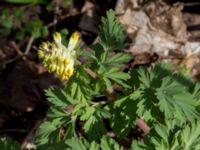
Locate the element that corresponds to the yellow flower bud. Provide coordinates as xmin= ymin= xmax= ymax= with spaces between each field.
xmin=41 ymin=42 xmax=48 ymax=50
xmin=60 ymin=66 xmax=74 ymax=80
xmin=64 ymin=58 xmax=70 ymax=65
xmin=53 ymin=32 xmax=62 ymax=44
xmin=49 ymin=63 xmax=57 ymax=72
xmin=59 ymin=64 xmax=65 ymax=75
xmin=66 ymin=67 xmax=73 ymax=77
xmin=38 ymin=50 xmax=44 ymax=58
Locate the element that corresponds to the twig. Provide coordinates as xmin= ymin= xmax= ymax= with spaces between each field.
xmin=84 ymin=68 xmax=97 ymax=79
xmin=136 ymin=118 xmax=150 ymax=135
xmin=21 ymin=120 xmax=43 ymax=150
xmin=183 ymin=2 xmax=200 ymax=7
xmin=10 ymin=35 xmax=34 ymax=62
xmin=10 ymin=41 xmax=26 ymax=60
xmin=77 ymin=59 xmax=97 ymax=79
xmin=3 ymin=40 xmax=34 ymax=66
xmin=25 ymin=36 xmax=34 ymax=55
xmin=2 ymin=41 xmax=26 ymax=66
xmin=2 ymin=56 xmax=20 ymax=66
xmin=10 ymin=41 xmax=24 ymax=56
xmin=83 ymin=67 xmax=116 ymax=96
xmin=46 ymin=12 xmax=77 ymax=28
xmin=91 ymin=101 xmax=107 ymax=106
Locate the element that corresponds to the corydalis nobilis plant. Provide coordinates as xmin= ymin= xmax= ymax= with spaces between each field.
xmin=33 ymin=9 xmax=200 ymax=150
xmin=38 ymin=32 xmax=79 ymax=80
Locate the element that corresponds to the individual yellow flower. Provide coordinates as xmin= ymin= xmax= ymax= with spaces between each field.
xmin=68 ymin=32 xmax=79 ymax=52
xmin=38 ymin=32 xmax=79 ymax=80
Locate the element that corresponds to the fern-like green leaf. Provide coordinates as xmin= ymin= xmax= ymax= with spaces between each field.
xmin=132 ymin=121 xmax=200 ymax=150
xmin=181 ymin=122 xmax=200 ymax=150
xmin=35 ymin=121 xmax=60 ymax=146
xmin=110 ymin=93 xmax=139 ymax=138
xmin=99 ymin=9 xmax=125 ymax=51
xmin=65 ymin=137 xmax=90 ymax=150
xmin=105 ymin=53 xmax=132 ymax=68
xmin=45 ymin=88 xmax=75 ymax=107
xmin=156 ymin=77 xmax=198 ymax=122
xmin=135 ymin=64 xmax=199 ymax=123
xmin=103 ymin=68 xmax=130 ymax=88
xmin=100 ymin=136 xmax=124 ymax=150
xmin=80 ymin=105 xmax=110 ymax=141
xmin=65 ymin=137 xmax=100 ymax=150
xmin=36 ymin=88 xmax=77 ymax=147
xmin=131 ymin=140 xmax=147 ymax=150
xmin=66 ymin=67 xmax=92 ymax=105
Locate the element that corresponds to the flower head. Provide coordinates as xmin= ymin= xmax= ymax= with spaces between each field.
xmin=38 ymin=32 xmax=79 ymax=80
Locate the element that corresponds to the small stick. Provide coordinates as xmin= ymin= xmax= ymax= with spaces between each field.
xmin=2 ymin=56 xmax=20 ymax=65
xmin=183 ymin=2 xmax=200 ymax=7
xmin=84 ymin=68 xmax=97 ymax=79
xmin=10 ymin=41 xmax=26 ymax=60
xmin=25 ymin=36 xmax=34 ymax=55
xmin=21 ymin=120 xmax=42 ymax=150
xmin=136 ymin=118 xmax=150 ymax=135
xmin=10 ymin=41 xmax=24 ymax=56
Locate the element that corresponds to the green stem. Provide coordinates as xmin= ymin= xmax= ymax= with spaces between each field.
xmin=101 ymin=49 xmax=109 ymax=63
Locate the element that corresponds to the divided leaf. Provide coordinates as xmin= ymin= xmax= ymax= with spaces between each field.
xmin=110 ymin=93 xmax=139 ymax=138
xmin=100 ymin=136 xmax=124 ymax=150
xmin=103 ymin=68 xmax=130 ymax=88
xmin=99 ymin=9 xmax=125 ymax=51
xmin=80 ymin=105 xmax=110 ymax=141
xmin=105 ymin=53 xmax=132 ymax=68
xmin=181 ymin=122 xmax=200 ymax=150
xmin=65 ymin=137 xmax=91 ymax=150
xmin=35 ymin=121 xmax=60 ymax=146
xmin=132 ymin=122 xmax=200 ymax=150
xmin=36 ymin=88 xmax=76 ymax=146
xmin=66 ymin=67 xmax=92 ymax=105
xmin=156 ymin=77 xmax=198 ymax=122
xmin=45 ymin=88 xmax=75 ymax=107
xmin=135 ymin=64 xmax=199 ymax=123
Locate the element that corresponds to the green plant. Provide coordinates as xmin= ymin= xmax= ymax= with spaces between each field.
xmin=1 ymin=9 xmax=200 ymax=149
xmin=17 ymin=17 xmax=48 ymax=40
xmin=0 ymin=138 xmax=20 ymax=150
xmin=5 ymin=0 xmax=71 ymax=7
xmin=33 ymin=9 xmax=200 ymax=149
xmin=0 ymin=0 xmax=71 ymax=40
xmin=0 ymin=8 xmax=14 ymax=36
xmin=5 ymin=0 xmax=47 ymax=4
xmin=132 ymin=121 xmax=200 ymax=150
xmin=0 ymin=7 xmax=48 ymax=40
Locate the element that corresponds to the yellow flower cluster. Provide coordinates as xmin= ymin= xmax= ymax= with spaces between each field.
xmin=38 ymin=32 xmax=79 ymax=80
